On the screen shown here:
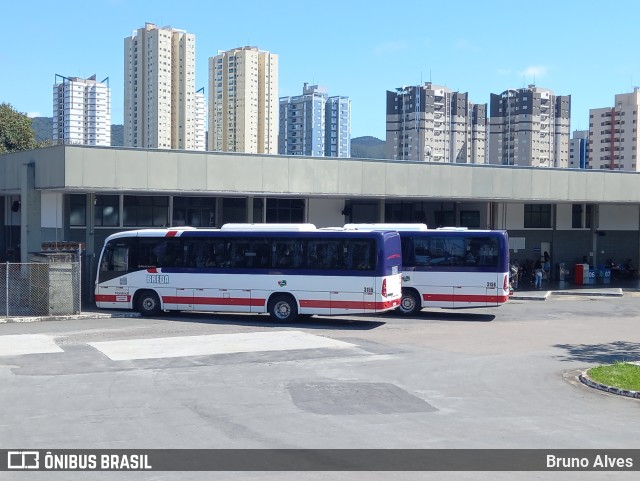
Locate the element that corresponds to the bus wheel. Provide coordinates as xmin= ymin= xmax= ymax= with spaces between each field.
xmin=137 ymin=291 xmax=161 ymax=317
xmin=268 ymin=295 xmax=298 ymax=323
xmin=398 ymin=289 xmax=421 ymax=316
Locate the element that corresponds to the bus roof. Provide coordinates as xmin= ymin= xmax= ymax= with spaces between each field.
xmin=221 ymin=223 xmax=317 ymax=231
xmin=344 ymin=223 xmax=429 ymax=232
xmin=102 ymin=225 xmax=400 ymax=243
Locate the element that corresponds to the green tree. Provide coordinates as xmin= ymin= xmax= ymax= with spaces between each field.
xmin=0 ymin=103 xmax=36 ymax=153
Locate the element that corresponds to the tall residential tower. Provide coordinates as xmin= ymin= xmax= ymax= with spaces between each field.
xmin=588 ymin=88 xmax=640 ymax=171
xmin=53 ymin=74 xmax=111 ymax=146
xmin=386 ymin=82 xmax=487 ymax=163
xmin=569 ymin=130 xmax=589 ymax=169
xmin=489 ymin=85 xmax=570 ymax=167
xmin=325 ymin=95 xmax=351 ymax=157
xmin=279 ymin=83 xmax=351 ymax=157
xmin=208 ymin=46 xmax=278 ymax=153
xmin=124 ymin=23 xmax=201 ymax=150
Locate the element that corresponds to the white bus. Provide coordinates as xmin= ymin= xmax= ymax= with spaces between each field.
xmin=344 ymin=224 xmax=510 ymax=315
xmin=95 ymin=224 xmax=402 ymax=322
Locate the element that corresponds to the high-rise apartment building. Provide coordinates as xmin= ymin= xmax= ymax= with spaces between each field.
xmin=488 ymin=86 xmax=570 ymax=167
xmin=124 ymin=23 xmax=199 ymax=150
xmin=569 ymin=130 xmax=589 ymax=169
xmin=588 ymin=88 xmax=640 ymax=171
xmin=195 ymin=87 xmax=206 ymax=151
xmin=53 ymin=74 xmax=111 ymax=146
xmin=279 ymin=84 xmax=327 ymax=156
xmin=325 ymin=95 xmax=351 ymax=157
xmin=208 ymin=46 xmax=278 ymax=153
xmin=386 ymin=83 xmax=487 ymax=163
xmin=279 ymin=83 xmax=351 ymax=157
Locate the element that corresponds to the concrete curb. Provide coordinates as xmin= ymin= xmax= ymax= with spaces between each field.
xmin=579 ymin=369 xmax=640 ymax=400
xmin=0 ymin=312 xmax=141 ymax=324
xmin=510 ymin=288 xmax=624 ymax=301
xmin=551 ymin=288 xmax=623 ymax=298
xmin=509 ymin=291 xmax=552 ymax=301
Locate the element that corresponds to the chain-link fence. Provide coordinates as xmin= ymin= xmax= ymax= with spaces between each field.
xmin=0 ymin=261 xmax=81 ymax=318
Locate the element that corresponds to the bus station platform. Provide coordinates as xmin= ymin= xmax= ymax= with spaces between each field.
xmin=509 ymin=277 xmax=640 ymax=300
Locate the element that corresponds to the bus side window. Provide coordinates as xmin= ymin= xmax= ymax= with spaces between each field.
xmin=250 ymin=241 xmax=270 ymax=268
xmin=346 ymin=241 xmax=373 ymax=270
xmin=401 ymin=237 xmax=416 ymax=267
xmin=413 ymin=238 xmax=431 ymax=267
xmin=230 ymin=241 xmax=249 ymax=268
xmin=273 ymin=240 xmax=301 ymax=269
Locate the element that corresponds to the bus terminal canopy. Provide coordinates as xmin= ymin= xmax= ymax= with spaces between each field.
xmin=3 ymin=145 xmax=640 ymax=203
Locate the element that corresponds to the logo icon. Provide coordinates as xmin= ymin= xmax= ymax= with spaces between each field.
xmin=278 ymin=280 xmax=287 ymax=287
xmin=8 ymin=451 xmax=39 ymax=469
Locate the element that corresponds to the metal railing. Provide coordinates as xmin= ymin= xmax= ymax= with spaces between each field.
xmin=1 ymin=261 xmax=81 ymax=318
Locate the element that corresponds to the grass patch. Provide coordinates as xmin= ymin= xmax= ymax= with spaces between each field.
xmin=587 ymin=362 xmax=640 ymax=391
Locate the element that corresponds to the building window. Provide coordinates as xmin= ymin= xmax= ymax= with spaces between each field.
xmin=69 ymin=194 xmax=86 ymax=226
xmin=173 ymin=197 xmax=216 ymax=227
xmin=460 ymin=210 xmax=481 ymax=228
xmin=123 ymin=195 xmax=168 ymax=227
xmin=266 ymin=198 xmax=305 ymax=223
xmin=94 ymin=195 xmax=119 ymax=227
xmin=222 ymin=197 xmax=247 ymax=224
xmin=524 ymin=204 xmax=551 ymax=228
xmin=572 ymin=204 xmax=583 ymax=228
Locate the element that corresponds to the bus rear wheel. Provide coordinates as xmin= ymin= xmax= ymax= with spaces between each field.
xmin=137 ymin=290 xmax=161 ymax=317
xmin=268 ymin=295 xmax=298 ymax=323
xmin=397 ymin=289 xmax=421 ymax=316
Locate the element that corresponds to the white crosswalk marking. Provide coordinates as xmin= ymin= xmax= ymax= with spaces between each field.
xmin=88 ymin=330 xmax=356 ymax=361
xmin=0 ymin=334 xmax=63 ymax=356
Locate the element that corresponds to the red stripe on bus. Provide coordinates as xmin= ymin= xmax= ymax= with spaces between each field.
xmin=97 ymin=294 xmax=401 ymax=311
xmin=162 ymin=296 xmax=265 ymax=307
xmin=423 ymin=293 xmax=509 ymax=303
xmin=165 ymin=231 xmax=178 ymax=237
xmin=158 ymin=296 xmax=401 ymax=310
xmin=147 ymin=268 xmax=158 ymax=273
xmin=299 ymin=299 xmax=400 ymax=310
xmin=95 ymin=294 xmax=131 ymax=302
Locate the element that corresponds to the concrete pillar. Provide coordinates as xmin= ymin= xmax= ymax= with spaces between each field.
xmin=247 ymin=196 xmax=254 ymax=223
xmin=592 ymin=204 xmax=599 ymax=268
xmin=215 ymin=198 xmax=223 ymax=227
xmin=20 ymin=162 xmax=41 ymax=262
xmin=85 ymin=193 xmax=96 ymax=258
xmin=262 ymin=197 xmax=267 ymax=223
xmin=378 ymin=199 xmax=385 ymax=222
xmin=85 ymin=193 xmax=96 ymax=303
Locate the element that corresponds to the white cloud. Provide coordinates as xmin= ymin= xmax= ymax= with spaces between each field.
xmin=374 ymin=41 xmax=408 ymax=56
xmin=519 ymin=66 xmax=548 ymax=79
xmin=27 ymin=112 xmax=42 ymax=118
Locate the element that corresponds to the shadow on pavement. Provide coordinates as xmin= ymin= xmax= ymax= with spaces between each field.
xmin=159 ymin=311 xmax=386 ymax=330
xmin=554 ymin=340 xmax=640 ymax=364
xmin=382 ymin=310 xmax=495 ymax=323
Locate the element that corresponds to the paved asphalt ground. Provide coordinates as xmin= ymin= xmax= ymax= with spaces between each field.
xmin=1 ymin=289 xmax=639 ymax=480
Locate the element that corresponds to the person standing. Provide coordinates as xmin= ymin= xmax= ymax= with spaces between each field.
xmin=542 ymin=251 xmax=551 ymax=280
xmin=510 ymin=260 xmax=520 ymax=290
xmin=534 ymin=259 xmax=543 ymax=288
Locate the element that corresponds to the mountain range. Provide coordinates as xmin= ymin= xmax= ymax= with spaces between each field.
xmin=30 ymin=117 xmax=386 ymax=158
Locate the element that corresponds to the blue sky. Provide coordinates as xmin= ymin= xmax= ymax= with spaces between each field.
xmin=2 ymin=0 xmax=640 ymax=139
